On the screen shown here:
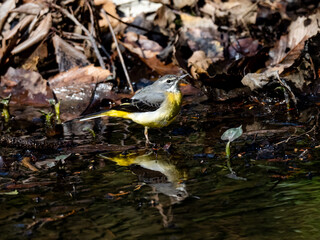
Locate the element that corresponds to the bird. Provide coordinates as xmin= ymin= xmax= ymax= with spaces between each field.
xmin=79 ymin=74 xmax=189 ymax=145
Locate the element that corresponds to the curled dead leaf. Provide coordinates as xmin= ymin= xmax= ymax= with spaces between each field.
xmin=180 ymin=13 xmax=215 ymax=29
xmin=123 ymin=31 xmax=163 ymax=58
xmin=95 ymin=0 xmax=119 ymax=28
xmin=2 ymin=15 xmax=35 ymax=41
xmin=241 ymin=71 xmax=278 ymax=91
xmin=188 ymin=51 xmax=213 ymax=79
xmin=21 ymin=157 xmax=39 ymax=172
xmin=122 ymin=32 xmax=180 ymax=75
xmin=0 ymin=0 xmax=16 ymax=32
xmin=11 ymin=13 xmax=52 ymax=55
xmin=11 ymin=2 xmax=43 ymax=15
xmin=154 ymin=5 xmax=176 ymax=35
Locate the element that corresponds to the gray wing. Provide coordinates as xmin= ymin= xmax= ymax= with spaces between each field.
xmin=111 ymin=87 xmax=165 ymax=113
xmin=131 ymin=85 xmax=165 ymax=109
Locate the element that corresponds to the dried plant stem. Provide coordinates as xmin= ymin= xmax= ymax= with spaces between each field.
xmin=101 ymin=9 xmax=134 ymax=94
xmin=274 ymin=125 xmax=316 ymax=146
xmin=276 ymin=72 xmax=297 ymax=105
xmin=52 ymin=4 xmax=105 ymax=69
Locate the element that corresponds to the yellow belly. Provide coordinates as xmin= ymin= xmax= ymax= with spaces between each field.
xmin=128 ymin=92 xmax=182 ymax=128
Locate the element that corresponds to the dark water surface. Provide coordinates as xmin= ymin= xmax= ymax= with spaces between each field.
xmin=1 ymin=101 xmax=320 ymax=239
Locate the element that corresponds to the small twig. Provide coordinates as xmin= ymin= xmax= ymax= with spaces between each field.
xmin=52 ymin=4 xmax=105 ymax=69
xmin=61 ymin=31 xmax=89 ymax=40
xmin=61 ymin=30 xmax=114 ymax=71
xmin=101 ymin=9 xmax=134 ymax=93
xmin=86 ymin=1 xmax=96 ymax=37
xmin=274 ymin=125 xmax=316 ymax=146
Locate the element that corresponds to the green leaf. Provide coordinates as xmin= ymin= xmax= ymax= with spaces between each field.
xmin=221 ymin=125 xmax=243 ymax=142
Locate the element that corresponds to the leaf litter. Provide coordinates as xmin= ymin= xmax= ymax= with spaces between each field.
xmin=0 ymin=0 xmax=320 ymax=237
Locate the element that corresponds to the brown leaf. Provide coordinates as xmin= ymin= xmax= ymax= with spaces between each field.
xmin=123 ymin=32 xmax=163 ymax=58
xmin=2 ymin=15 xmax=35 ymax=41
xmin=21 ymin=41 xmax=48 ymax=71
xmin=122 ymin=32 xmax=180 ymax=75
xmin=0 ymin=0 xmax=16 ymax=32
xmin=140 ymin=56 xmax=181 ymax=75
xmin=200 ymin=0 xmax=257 ymax=26
xmin=269 ymin=9 xmax=320 ymax=73
xmin=95 ymin=0 xmax=119 ymax=28
xmin=228 ymin=38 xmax=260 ymax=58
xmin=21 ymin=157 xmax=39 ymax=172
xmin=188 ymin=51 xmax=213 ymax=79
xmin=180 ymin=13 xmax=216 ymax=29
xmin=154 ymin=5 xmax=176 ymax=35
xmin=0 ymin=67 xmax=53 ymax=106
xmin=11 ymin=2 xmax=43 ymax=15
xmin=241 ymin=71 xmax=278 ymax=91
xmin=173 ymin=0 xmax=196 ymax=9
xmin=52 ymin=35 xmax=90 ymax=72
xmin=11 ymin=13 xmax=52 ymax=55
xmin=48 ymin=65 xmax=112 ymax=121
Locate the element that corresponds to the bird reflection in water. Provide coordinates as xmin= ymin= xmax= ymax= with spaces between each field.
xmin=99 ymin=150 xmax=188 ymax=227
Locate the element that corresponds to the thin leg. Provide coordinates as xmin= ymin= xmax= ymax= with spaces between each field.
xmin=144 ymin=126 xmax=152 ymax=145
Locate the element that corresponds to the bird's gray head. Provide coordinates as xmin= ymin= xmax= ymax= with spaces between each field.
xmin=154 ymin=74 xmax=188 ymax=93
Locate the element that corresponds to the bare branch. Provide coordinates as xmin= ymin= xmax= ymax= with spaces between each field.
xmin=52 ymin=3 xmax=105 ymax=69
xmin=101 ymin=9 xmax=134 ymax=94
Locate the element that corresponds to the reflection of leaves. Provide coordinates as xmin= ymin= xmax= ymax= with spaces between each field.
xmin=0 ymin=190 xmax=19 ymax=195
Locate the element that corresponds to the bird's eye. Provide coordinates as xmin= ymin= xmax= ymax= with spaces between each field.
xmin=166 ymin=79 xmax=173 ymax=83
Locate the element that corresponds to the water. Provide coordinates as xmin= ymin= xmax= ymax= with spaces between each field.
xmin=1 ymin=101 xmax=320 ymax=239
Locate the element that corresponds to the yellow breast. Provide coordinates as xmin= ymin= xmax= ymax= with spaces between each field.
xmin=129 ymin=91 xmax=182 ymax=128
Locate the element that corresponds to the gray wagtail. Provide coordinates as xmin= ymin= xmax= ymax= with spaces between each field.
xmin=79 ymin=74 xmax=188 ymax=144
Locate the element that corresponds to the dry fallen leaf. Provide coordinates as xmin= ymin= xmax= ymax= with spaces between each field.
xmin=123 ymin=31 xmax=163 ymax=58
xmin=2 ymin=15 xmax=35 ymax=41
xmin=95 ymin=0 xmax=119 ymax=28
xmin=122 ymin=32 xmax=180 ymax=75
xmin=154 ymin=5 xmax=176 ymax=35
xmin=48 ymin=65 xmax=112 ymax=121
xmin=242 ymin=9 xmax=320 ymax=92
xmin=0 ymin=67 xmax=53 ymax=106
xmin=201 ymin=0 xmax=257 ymax=26
xmin=21 ymin=157 xmax=39 ymax=172
xmin=188 ymin=50 xmax=213 ymax=79
xmin=0 ymin=0 xmax=16 ymax=32
xmin=180 ymin=13 xmax=216 ymax=29
xmin=11 ymin=13 xmax=52 ymax=55
xmin=269 ymin=9 xmax=320 ymax=73
xmin=21 ymin=41 xmax=48 ymax=71
xmin=173 ymin=0 xmax=197 ymax=9
xmin=241 ymin=71 xmax=278 ymax=91
xmin=53 ymin=35 xmax=90 ymax=72
xmin=11 ymin=2 xmax=43 ymax=15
